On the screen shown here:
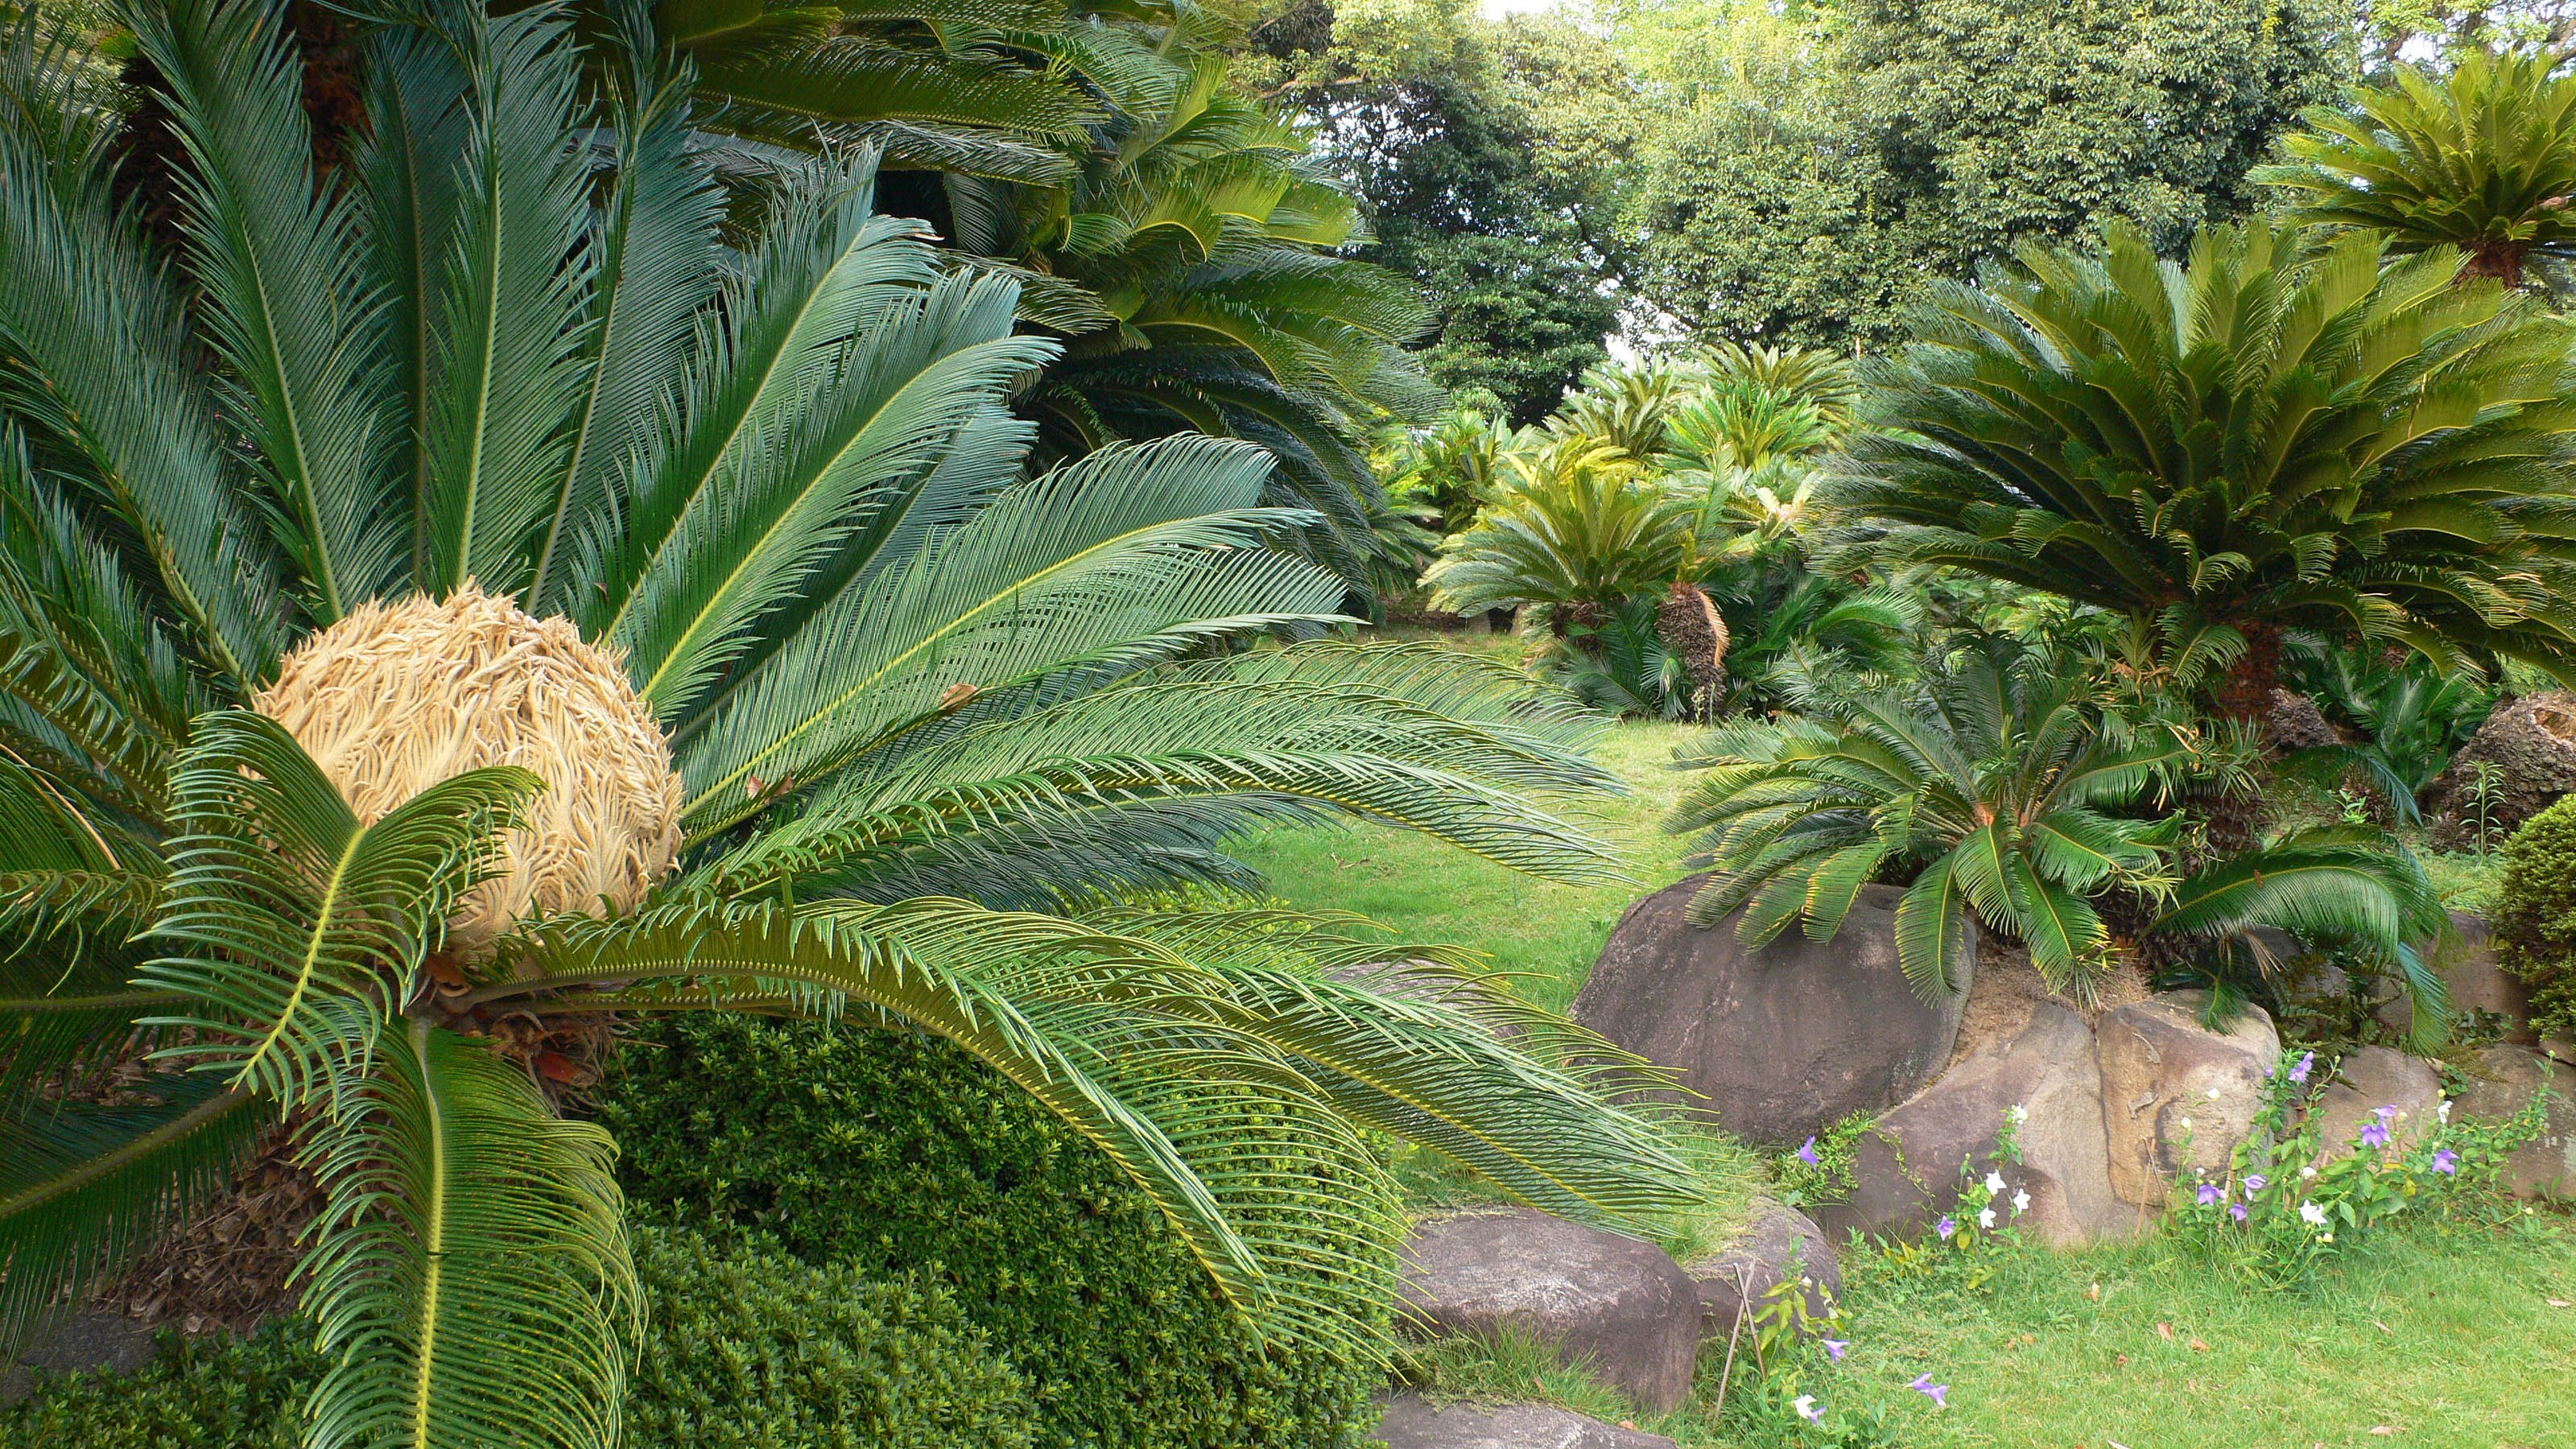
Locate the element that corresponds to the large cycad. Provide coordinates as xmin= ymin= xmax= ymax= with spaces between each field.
xmin=1829 ymin=220 xmax=2576 ymax=720
xmin=0 ymin=4 xmax=1687 ymax=1443
xmin=2254 ymin=47 xmax=2576 ymax=287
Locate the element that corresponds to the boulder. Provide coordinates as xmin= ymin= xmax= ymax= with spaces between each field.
xmin=1815 ymin=1004 xmax=2128 ymax=1247
xmin=1373 ymin=1395 xmax=1678 ymax=1449
xmin=1573 ymin=880 xmax=1971 ymax=1145
xmin=1397 ymin=1209 xmax=1700 ymax=1414
xmin=1683 ymin=1200 xmax=1839 ymax=1337
xmin=2376 ymin=914 xmax=2537 ymax=1046
xmin=2424 ymin=691 xmax=2576 ymax=836
xmin=2453 ymin=1044 xmax=2576 ymax=1199
xmin=2308 ymin=1046 xmax=2443 ymax=1158
xmin=2094 ymin=991 xmax=2278 ymax=1208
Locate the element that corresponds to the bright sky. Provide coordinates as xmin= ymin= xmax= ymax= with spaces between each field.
xmin=1482 ymin=0 xmax=1557 ymax=15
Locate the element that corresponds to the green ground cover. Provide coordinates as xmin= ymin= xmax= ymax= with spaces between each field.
xmin=1247 ymin=630 xmax=2575 ymax=1449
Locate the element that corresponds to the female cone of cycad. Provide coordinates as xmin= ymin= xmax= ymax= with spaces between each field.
xmin=252 ymin=585 xmax=686 ymax=947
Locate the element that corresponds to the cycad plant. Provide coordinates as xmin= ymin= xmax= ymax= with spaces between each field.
xmin=1829 ymin=220 xmax=2576 ymax=720
xmin=0 ymin=4 xmax=1690 ymax=1443
xmin=1670 ymin=639 xmax=2182 ymax=995
xmin=1672 ymin=641 xmax=2456 ymax=1022
xmin=1422 ymin=436 xmax=1696 ymax=633
xmin=2255 ymin=47 xmax=2576 ymax=286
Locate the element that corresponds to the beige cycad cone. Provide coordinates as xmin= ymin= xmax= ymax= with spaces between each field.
xmin=253 ymin=584 xmax=685 ymax=947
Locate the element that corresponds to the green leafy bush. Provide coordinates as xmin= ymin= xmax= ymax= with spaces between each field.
xmin=0 ymin=1319 xmax=320 ymax=1448
xmin=596 ymin=1015 xmax=1385 ymax=1449
xmin=2495 ymin=796 xmax=2576 ymax=1040
xmin=0 ymin=1224 xmax=1026 ymax=1448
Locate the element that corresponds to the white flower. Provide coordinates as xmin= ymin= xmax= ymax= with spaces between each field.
xmin=2012 ymin=1189 xmax=2031 ymax=1215
xmin=2320 ymin=1232 xmax=2334 ymax=1243
xmin=1979 ymin=1206 xmax=1997 ymax=1229
xmin=2438 ymin=1098 xmax=2452 ymax=1124
xmin=1984 ymin=1170 xmax=2008 ymax=1194
xmin=2299 ymin=1201 xmax=2328 ymax=1227
xmin=2206 ymin=1086 xmax=2223 ymax=1100
xmin=2179 ymin=1117 xmax=2193 ymax=1130
xmin=2301 ymin=1166 xmax=2317 ymax=1180
xmin=2006 ymin=1104 xmax=2029 ymax=1125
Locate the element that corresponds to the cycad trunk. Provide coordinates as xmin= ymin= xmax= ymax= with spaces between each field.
xmin=2211 ymin=619 xmax=2283 ymax=726
xmin=1654 ymin=580 xmax=1729 ymax=711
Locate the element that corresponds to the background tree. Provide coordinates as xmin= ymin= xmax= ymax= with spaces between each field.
xmin=1611 ymin=0 xmax=2351 ymax=347
xmin=1249 ymin=0 xmax=1628 ymax=423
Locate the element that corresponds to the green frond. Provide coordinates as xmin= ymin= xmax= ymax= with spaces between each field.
xmin=408 ymin=0 xmax=601 ymax=595
xmin=0 ymin=17 xmax=285 ymax=689
xmin=0 ymin=1077 xmax=269 ymax=1359
xmin=129 ymin=0 xmax=402 ymax=621
xmin=675 ymin=434 xmax=1344 ymax=832
xmin=138 ymin=712 xmax=539 ymax=1108
xmin=299 ymin=1020 xmax=633 ymax=1449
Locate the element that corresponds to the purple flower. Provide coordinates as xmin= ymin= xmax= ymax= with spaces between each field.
xmin=2289 ymin=1051 xmax=2314 ymax=1084
xmin=1822 ymin=1337 xmax=1849 ymax=1361
xmin=2195 ymin=1182 xmax=2223 ymax=1205
xmin=2359 ymin=1120 xmax=2391 ymax=1150
xmin=1910 ymin=1373 xmax=1948 ymax=1408
xmin=2229 ymin=1203 xmax=2248 ymax=1223
xmin=1935 ymin=1215 xmax=1956 ymax=1240
xmin=2433 ymin=1147 xmax=2459 ymax=1175
xmin=1798 ymin=1136 xmax=1822 ymax=1167
xmin=2244 ymin=1174 xmax=2266 ymax=1193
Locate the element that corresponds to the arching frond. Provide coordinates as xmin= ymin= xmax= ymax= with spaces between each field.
xmin=139 ymin=712 xmax=538 ymax=1108
xmin=299 ymin=1020 xmax=633 ymax=1449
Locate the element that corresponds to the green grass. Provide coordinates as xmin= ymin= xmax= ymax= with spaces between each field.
xmin=1253 ymin=630 xmax=2576 ymax=1448
xmin=1235 ymin=713 xmax=1699 ymax=1018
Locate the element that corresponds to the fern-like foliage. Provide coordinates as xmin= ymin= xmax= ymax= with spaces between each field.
xmin=1827 ymin=218 xmax=2576 ymax=711
xmin=1670 ymin=638 xmax=2183 ymax=997
xmin=0 ymin=1 xmax=1691 ymax=1438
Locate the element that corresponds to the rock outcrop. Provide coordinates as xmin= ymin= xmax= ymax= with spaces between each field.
xmin=1374 ymin=1395 xmax=1678 ymax=1449
xmin=2094 ymin=991 xmax=2278 ymax=1208
xmin=1574 ymin=879 xmax=1971 ymax=1145
xmin=1397 ymin=1209 xmax=1701 ymax=1413
xmin=1817 ymin=1004 xmax=2128 ymax=1246
xmin=1683 ymin=1199 xmax=1839 ymax=1336
xmin=2424 ymin=691 xmax=2576 ymax=837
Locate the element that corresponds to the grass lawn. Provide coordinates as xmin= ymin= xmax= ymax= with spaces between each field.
xmin=1246 ymin=630 xmax=2576 ymax=1449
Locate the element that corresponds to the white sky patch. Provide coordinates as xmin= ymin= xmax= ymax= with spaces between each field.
xmin=1482 ymin=0 xmax=1557 ymax=16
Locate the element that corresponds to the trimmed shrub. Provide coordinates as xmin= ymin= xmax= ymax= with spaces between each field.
xmin=595 ymin=1014 xmax=1385 ymax=1449
xmin=0 ymin=1224 xmax=1028 ymax=1449
xmin=625 ymin=1222 xmax=1033 ymax=1449
xmin=0 ymin=1319 xmax=318 ymax=1448
xmin=2496 ymin=795 xmax=2576 ymax=1041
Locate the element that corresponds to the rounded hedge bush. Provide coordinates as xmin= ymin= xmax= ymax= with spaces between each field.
xmin=2496 ymin=794 xmax=2576 ymax=1041
xmin=594 ymin=1014 xmax=1384 ymax=1449
xmin=0 ymin=1223 xmax=1028 ymax=1448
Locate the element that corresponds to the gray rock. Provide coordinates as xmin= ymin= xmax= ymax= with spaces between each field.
xmin=2095 ymin=991 xmax=2278 ymax=1208
xmin=2308 ymin=1046 xmax=2444 ymax=1158
xmin=1816 ymin=1004 xmax=2128 ymax=1247
xmin=2 ymin=1310 xmax=160 ymax=1405
xmin=1397 ymin=1208 xmax=1700 ymax=1413
xmin=1573 ymin=879 xmax=1971 ymax=1146
xmin=1684 ymin=1199 xmax=1839 ymax=1338
xmin=1373 ymin=1395 xmax=1678 ymax=1449
xmin=2424 ymin=691 xmax=2576 ymax=837
xmin=2376 ymin=914 xmax=2537 ymax=1046
xmin=2454 ymin=1044 xmax=2576 ymax=1199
